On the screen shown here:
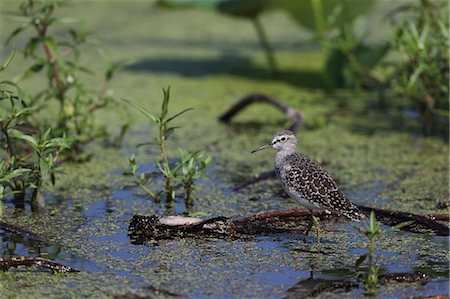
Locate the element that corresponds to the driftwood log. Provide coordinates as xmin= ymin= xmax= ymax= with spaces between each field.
xmin=218 ymin=94 xmax=303 ymax=132
xmin=128 ymin=206 xmax=448 ymax=244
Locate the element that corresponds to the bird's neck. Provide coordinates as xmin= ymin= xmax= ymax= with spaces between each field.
xmin=275 ymin=147 xmax=296 ymax=166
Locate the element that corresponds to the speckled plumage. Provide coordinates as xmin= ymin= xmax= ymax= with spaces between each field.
xmin=257 ymin=130 xmax=363 ymax=220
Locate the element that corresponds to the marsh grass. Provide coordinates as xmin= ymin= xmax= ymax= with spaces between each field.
xmin=123 ymin=87 xmax=211 ymax=205
xmin=5 ymin=0 xmax=130 ymax=155
xmin=355 ymin=211 xmax=413 ymax=295
xmin=0 ymin=50 xmax=70 ymax=211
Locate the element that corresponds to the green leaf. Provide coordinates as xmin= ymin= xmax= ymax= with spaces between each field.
xmin=161 ymin=86 xmax=171 ymax=119
xmin=383 ymin=220 xmax=414 ymax=234
xmin=0 ymin=49 xmax=15 ymax=72
xmin=55 ymin=17 xmax=79 ymax=25
xmin=164 ymin=126 xmax=180 ymax=140
xmin=12 ymin=132 xmax=38 ymax=148
xmin=369 ymin=211 xmax=376 ymax=231
xmin=121 ymin=98 xmax=158 ymax=123
xmin=5 ymin=22 xmax=30 ymax=45
xmin=24 ymin=37 xmax=42 ymax=58
xmin=105 ymin=59 xmax=136 ymax=81
xmin=0 ymin=168 xmax=31 ymax=183
xmin=165 ymin=108 xmax=194 ymax=124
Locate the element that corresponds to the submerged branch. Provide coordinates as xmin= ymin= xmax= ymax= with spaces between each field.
xmin=357 ymin=205 xmax=449 ymax=236
xmin=218 ymin=93 xmax=303 ymax=132
xmin=233 ymin=170 xmax=276 ymax=191
xmin=0 ymin=221 xmax=49 ymax=242
xmin=0 ymin=256 xmax=79 ymax=273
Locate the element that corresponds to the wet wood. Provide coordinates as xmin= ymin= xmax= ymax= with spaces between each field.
xmin=378 ymin=271 xmax=431 ymax=284
xmin=0 ymin=221 xmax=49 ymax=242
xmin=0 ymin=256 xmax=79 ymax=273
xmin=357 ymin=205 xmax=449 ymax=236
xmin=285 ymin=270 xmax=434 ymax=298
xmin=128 ymin=204 xmax=448 ymax=243
xmin=114 ymin=286 xmax=186 ymax=299
xmin=218 ymin=93 xmax=303 ymax=132
xmin=232 ymin=208 xmax=329 ymax=224
xmin=233 ymin=170 xmax=276 ymax=191
xmin=128 ymin=215 xmax=232 ymax=244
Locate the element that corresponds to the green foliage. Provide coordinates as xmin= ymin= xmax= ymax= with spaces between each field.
xmin=355 ymin=211 xmax=413 ymax=295
xmin=0 ymin=50 xmax=70 ymax=211
xmin=324 ymin=24 xmax=389 ymax=89
xmin=180 ymin=150 xmax=212 ymax=203
xmin=5 ymin=0 xmax=129 ymax=153
xmin=276 ymin=0 xmax=375 ymax=34
xmin=123 ymin=87 xmax=212 ymax=204
xmin=324 ymin=0 xmax=448 ymax=135
xmin=126 ymin=154 xmax=156 ymax=198
xmin=390 ymin=0 xmax=449 ymax=135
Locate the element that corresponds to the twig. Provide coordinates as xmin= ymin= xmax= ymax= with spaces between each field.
xmin=231 ymin=209 xmax=329 ymax=224
xmin=0 ymin=256 xmax=79 ymax=273
xmin=0 ymin=221 xmax=49 ymax=242
xmin=356 ymin=205 xmax=449 ymax=236
xmin=218 ymin=93 xmax=303 ymax=132
xmin=233 ymin=170 xmax=276 ymax=191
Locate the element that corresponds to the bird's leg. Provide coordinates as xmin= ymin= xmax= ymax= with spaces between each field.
xmin=312 ymin=215 xmax=321 ymax=244
xmin=303 ymin=209 xmax=314 ymax=243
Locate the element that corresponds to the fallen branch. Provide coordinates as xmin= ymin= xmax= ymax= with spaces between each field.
xmin=0 ymin=256 xmax=79 ymax=273
xmin=357 ymin=205 xmax=449 ymax=236
xmin=0 ymin=221 xmax=49 ymax=242
xmin=128 ymin=205 xmax=448 ymax=243
xmin=128 ymin=215 xmax=232 ymax=245
xmin=218 ymin=93 xmax=303 ymax=132
xmin=233 ymin=170 xmax=276 ymax=191
xmin=377 ymin=271 xmax=431 ymax=284
xmin=285 ymin=270 xmax=433 ymax=298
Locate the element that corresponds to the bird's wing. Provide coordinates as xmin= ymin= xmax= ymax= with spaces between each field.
xmin=281 ymin=153 xmax=360 ymax=217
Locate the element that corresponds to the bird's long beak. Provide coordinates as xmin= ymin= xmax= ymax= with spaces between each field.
xmin=251 ymin=142 xmax=272 ymax=153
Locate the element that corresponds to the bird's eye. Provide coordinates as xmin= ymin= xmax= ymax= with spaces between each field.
xmin=281 ymin=137 xmax=286 ymax=141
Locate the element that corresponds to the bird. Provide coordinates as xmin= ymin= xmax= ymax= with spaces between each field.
xmin=251 ymin=129 xmax=364 ymax=243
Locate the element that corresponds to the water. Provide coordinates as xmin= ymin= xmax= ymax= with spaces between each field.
xmin=0 ymin=167 xmax=448 ymax=298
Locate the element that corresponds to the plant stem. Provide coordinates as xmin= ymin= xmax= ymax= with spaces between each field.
xmin=159 ymin=125 xmax=173 ymax=201
xmin=1 ymin=127 xmax=15 ymax=158
xmin=252 ymin=17 xmax=278 ymax=75
xmin=136 ymin=180 xmax=156 ymax=198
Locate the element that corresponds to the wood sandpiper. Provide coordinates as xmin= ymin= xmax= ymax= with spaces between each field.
xmin=252 ymin=130 xmax=364 ymax=243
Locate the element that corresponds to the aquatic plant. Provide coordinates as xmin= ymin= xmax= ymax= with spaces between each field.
xmin=355 ymin=211 xmax=412 ymax=295
xmin=123 ymin=87 xmax=212 ymax=204
xmin=127 ymin=154 xmax=156 ymax=198
xmin=0 ymin=50 xmax=70 ymax=211
xmin=390 ymin=0 xmax=449 ymax=135
xmin=5 ymin=0 xmax=129 ymax=155
xmin=179 ymin=150 xmax=212 ymax=205
xmin=323 ymin=0 xmax=448 ymax=135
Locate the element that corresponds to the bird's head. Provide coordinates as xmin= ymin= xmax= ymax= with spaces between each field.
xmin=251 ymin=130 xmax=297 ymax=153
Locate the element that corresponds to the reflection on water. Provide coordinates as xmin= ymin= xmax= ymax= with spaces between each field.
xmin=0 ymin=230 xmax=101 ymax=272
